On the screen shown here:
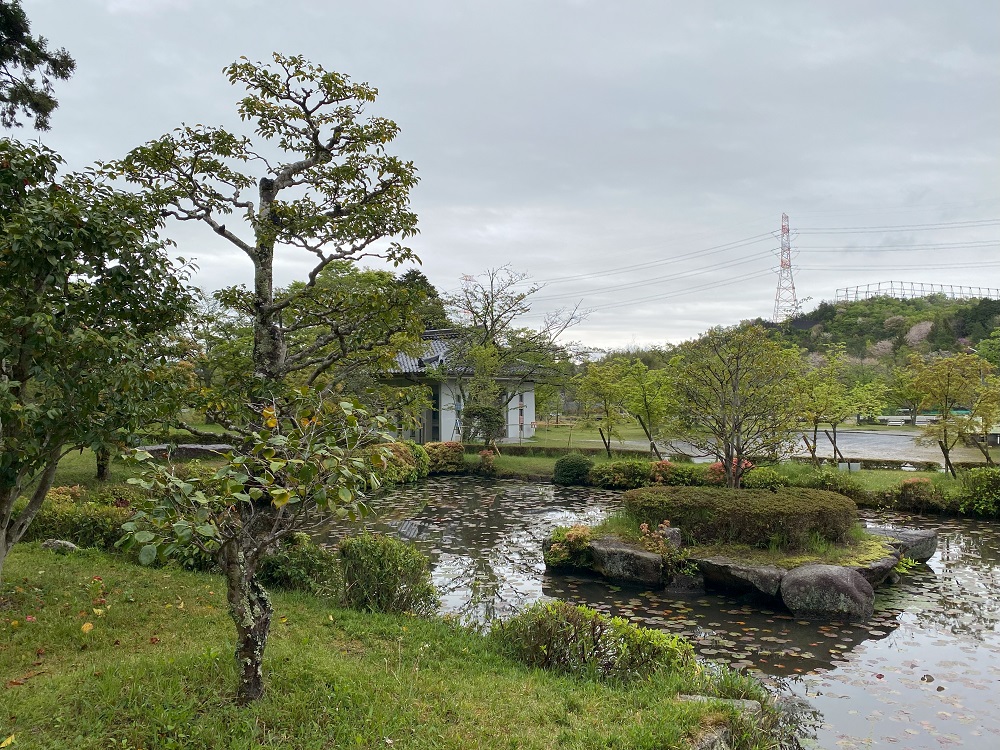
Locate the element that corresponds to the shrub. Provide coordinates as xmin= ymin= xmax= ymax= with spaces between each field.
xmin=803 ymin=468 xmax=869 ymax=501
xmin=649 ymin=461 xmax=706 ymax=486
xmin=339 ymin=531 xmax=438 ymax=615
xmin=477 ymin=449 xmax=498 ymax=477
xmin=898 ymin=477 xmax=942 ymax=508
xmin=741 ymin=467 xmax=789 ymax=490
xmin=370 ymin=441 xmax=422 ymax=485
xmin=587 ymin=460 xmax=651 ymax=490
xmin=553 ymin=453 xmax=594 ymax=486
xmin=958 ymin=467 xmax=1000 ymax=517
xmin=492 ymin=601 xmax=694 ymax=682
xmin=258 ymin=532 xmax=342 ymax=598
xmin=405 ymin=440 xmax=431 ymax=480
xmin=542 ymin=524 xmax=593 ymax=568
xmin=424 ymin=441 xmax=466 ymax=474
xmin=21 ymin=500 xmax=131 ymax=550
xmin=705 ymin=459 xmax=755 ymax=486
xmin=622 ymin=486 xmax=858 ymax=550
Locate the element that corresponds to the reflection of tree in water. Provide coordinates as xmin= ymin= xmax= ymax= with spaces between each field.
xmin=861 ymin=510 xmax=1000 ymax=638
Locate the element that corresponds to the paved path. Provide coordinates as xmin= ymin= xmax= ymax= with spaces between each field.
xmin=548 ymin=430 xmax=985 ymax=464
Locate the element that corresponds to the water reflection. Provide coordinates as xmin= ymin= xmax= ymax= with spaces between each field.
xmin=324 ymin=477 xmax=1000 ymax=749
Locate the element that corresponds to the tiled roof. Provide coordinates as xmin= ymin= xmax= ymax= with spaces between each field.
xmin=393 ymin=337 xmax=454 ymax=374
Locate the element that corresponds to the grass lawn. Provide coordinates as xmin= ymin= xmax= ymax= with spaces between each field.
xmin=525 ymin=423 xmax=649 ymax=449
xmin=0 ymin=546 xmax=769 ymax=750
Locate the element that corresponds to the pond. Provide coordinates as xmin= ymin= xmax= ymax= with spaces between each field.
xmin=325 ymin=476 xmax=1000 ymax=749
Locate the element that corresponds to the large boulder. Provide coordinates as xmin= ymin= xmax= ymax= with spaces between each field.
xmin=694 ymin=557 xmax=785 ymax=597
xmin=589 ymin=536 xmax=663 ymax=586
xmin=866 ymin=526 xmax=938 ymax=563
xmin=853 ymin=551 xmax=902 ymax=587
xmin=780 ymin=564 xmax=874 ymax=620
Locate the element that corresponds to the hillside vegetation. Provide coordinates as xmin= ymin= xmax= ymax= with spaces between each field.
xmin=765 ymin=295 xmax=1000 ymax=358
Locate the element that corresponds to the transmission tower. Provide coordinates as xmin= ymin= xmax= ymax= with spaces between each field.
xmin=772 ymin=212 xmax=799 ymax=322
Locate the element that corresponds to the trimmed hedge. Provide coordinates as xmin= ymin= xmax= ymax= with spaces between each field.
xmin=622 ymin=486 xmax=858 ymax=550
xmin=424 ymin=441 xmax=466 ymax=474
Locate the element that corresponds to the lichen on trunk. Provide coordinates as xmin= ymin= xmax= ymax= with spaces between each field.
xmin=222 ymin=543 xmax=273 ymax=705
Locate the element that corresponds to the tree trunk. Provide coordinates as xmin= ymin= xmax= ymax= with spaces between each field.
xmin=598 ymin=427 xmax=612 ymax=458
xmin=636 ymin=415 xmax=663 ymax=460
xmin=973 ymin=437 xmax=996 ymax=465
xmin=802 ymin=429 xmax=819 ymax=467
xmin=223 ymin=547 xmax=273 ymax=705
xmin=95 ymin=447 xmax=112 ymax=481
xmin=939 ymin=440 xmax=957 ymax=478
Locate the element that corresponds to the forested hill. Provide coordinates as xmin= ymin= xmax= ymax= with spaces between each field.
xmin=762 ymin=295 xmax=1000 ymax=358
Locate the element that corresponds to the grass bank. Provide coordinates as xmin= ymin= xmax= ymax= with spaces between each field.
xmin=1 ymin=546 xmax=771 ymax=750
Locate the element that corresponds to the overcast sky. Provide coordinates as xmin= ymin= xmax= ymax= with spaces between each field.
xmin=15 ymin=0 xmax=1000 ymax=349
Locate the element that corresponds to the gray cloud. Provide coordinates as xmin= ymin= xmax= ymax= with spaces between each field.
xmin=18 ymin=0 xmax=1000 ymax=347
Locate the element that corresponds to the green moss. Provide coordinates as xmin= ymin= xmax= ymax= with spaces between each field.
xmin=686 ymin=532 xmax=894 ymax=569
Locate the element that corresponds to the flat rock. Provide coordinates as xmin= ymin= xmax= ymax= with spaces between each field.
xmin=853 ymin=552 xmax=902 ymax=587
xmin=694 ymin=557 xmax=786 ymax=597
xmin=589 ymin=536 xmax=663 ymax=586
xmin=780 ymin=564 xmax=874 ymax=621
xmin=866 ymin=526 xmax=938 ymax=563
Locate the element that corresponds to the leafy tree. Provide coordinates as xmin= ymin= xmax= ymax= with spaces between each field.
xmin=619 ymin=360 xmax=675 ymax=459
xmin=888 ymin=363 xmax=924 ymax=427
xmin=123 ymin=392 xmax=389 ymax=704
xmin=968 ymin=374 xmax=1000 ymax=465
xmin=114 ymin=53 xmax=419 ymax=391
xmin=912 ymin=353 xmax=993 ymax=477
xmin=0 ymin=139 xmax=192 ymax=582
xmin=798 ymin=347 xmax=888 ymax=465
xmin=574 ymin=360 xmax=629 ymax=457
xmin=0 ymin=0 xmax=74 ymax=129
xmin=399 ymin=268 xmax=449 ymax=330
xmin=669 ymin=325 xmax=803 ymax=487
xmin=444 ymin=266 xmax=580 ymax=439
xmin=110 ymin=54 xmax=423 ymax=704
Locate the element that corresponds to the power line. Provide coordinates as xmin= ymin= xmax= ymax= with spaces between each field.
xmin=532 ymin=232 xmax=774 ymax=285
xmin=797 ymin=218 xmax=1000 ymax=234
xmin=532 ymin=248 xmax=776 ymax=302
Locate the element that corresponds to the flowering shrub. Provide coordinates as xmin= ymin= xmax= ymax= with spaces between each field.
xmin=705 ymin=459 xmax=755 ymax=486
xmin=543 ymin=524 xmax=593 ymax=568
xmin=638 ymin=520 xmax=677 ymax=555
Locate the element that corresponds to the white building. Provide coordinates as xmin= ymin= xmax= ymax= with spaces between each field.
xmin=389 ymin=331 xmax=536 ymax=443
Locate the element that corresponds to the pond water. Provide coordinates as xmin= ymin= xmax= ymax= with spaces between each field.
xmin=327 ymin=477 xmax=1000 ymax=749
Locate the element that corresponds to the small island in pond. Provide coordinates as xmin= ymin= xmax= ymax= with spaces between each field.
xmin=543 ymin=485 xmax=937 ymax=621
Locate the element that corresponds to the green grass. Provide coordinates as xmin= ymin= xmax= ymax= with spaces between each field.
xmin=526 ymin=423 xmax=648 ymax=449
xmin=0 ymin=546 xmax=775 ymax=750
xmin=467 ymin=453 xmax=628 ymax=480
